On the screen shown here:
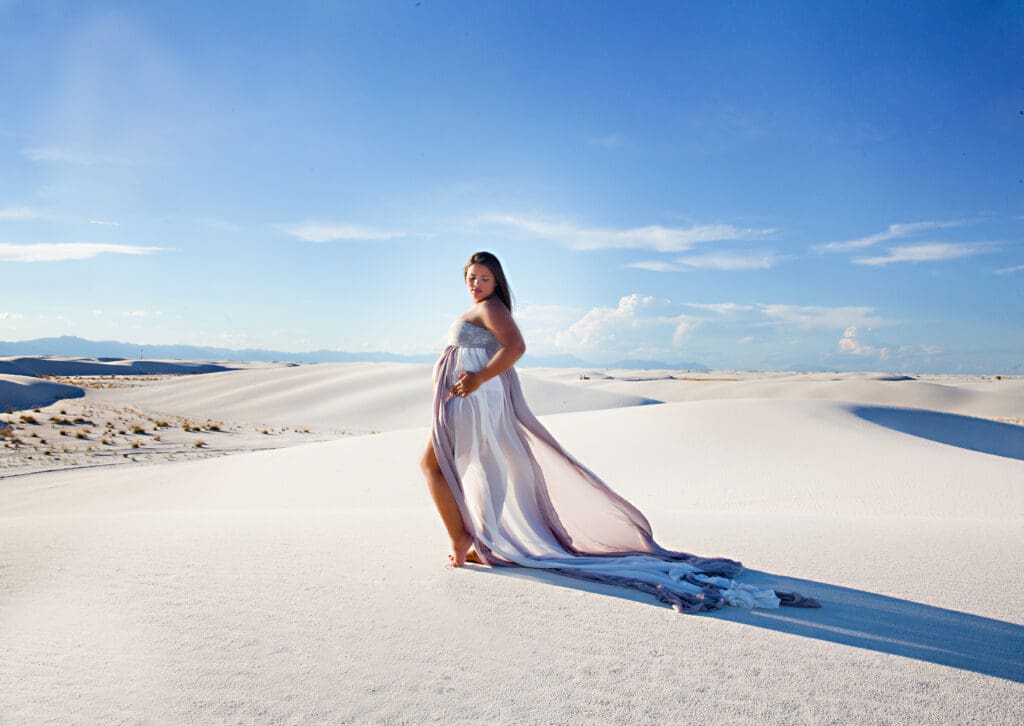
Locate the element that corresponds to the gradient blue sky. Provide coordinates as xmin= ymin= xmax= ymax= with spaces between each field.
xmin=2 ymin=1 xmax=1022 ymax=372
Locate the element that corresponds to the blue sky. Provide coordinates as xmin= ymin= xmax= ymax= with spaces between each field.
xmin=1 ymin=0 xmax=1022 ymax=372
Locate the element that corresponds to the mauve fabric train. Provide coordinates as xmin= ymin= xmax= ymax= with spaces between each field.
xmin=430 ymin=320 xmax=819 ymax=613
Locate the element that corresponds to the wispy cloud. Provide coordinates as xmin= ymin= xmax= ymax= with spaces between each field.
xmin=628 ymin=252 xmax=779 ymax=271
xmin=817 ymin=220 xmax=966 ymax=252
xmin=122 ymin=310 xmax=162 ymax=317
xmin=478 ymin=213 xmax=776 ymax=252
xmin=0 ymin=206 xmax=42 ymax=221
xmin=281 ymin=223 xmax=408 ymax=243
xmin=0 ymin=243 xmax=165 ymax=262
xmin=585 ymin=134 xmax=626 ymax=149
xmin=22 ymin=146 xmax=131 ymax=166
xmin=0 ymin=311 xmax=25 ymax=320
xmin=854 ymin=242 xmax=996 ymax=266
xmin=684 ymin=303 xmax=755 ymax=314
xmin=759 ymin=304 xmax=889 ymax=330
xmin=994 ymin=263 xmax=1024 ymax=275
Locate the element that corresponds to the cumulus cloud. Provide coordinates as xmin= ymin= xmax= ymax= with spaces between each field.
xmin=854 ymin=242 xmax=996 ymax=266
xmin=0 ymin=243 xmax=165 ymax=262
xmin=817 ymin=220 xmax=965 ymax=252
xmin=838 ymin=326 xmax=890 ymax=359
xmin=281 ymin=223 xmax=408 ymax=243
xmin=478 ymin=213 xmax=775 ymax=252
xmin=554 ymin=294 xmax=696 ymax=355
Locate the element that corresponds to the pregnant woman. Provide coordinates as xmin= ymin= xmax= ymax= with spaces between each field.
xmin=420 ymin=251 xmax=818 ymax=613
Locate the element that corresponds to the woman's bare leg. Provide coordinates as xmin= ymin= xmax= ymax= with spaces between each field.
xmin=421 ymin=441 xmax=481 ymax=566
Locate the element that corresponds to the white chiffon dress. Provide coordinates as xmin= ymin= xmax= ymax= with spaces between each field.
xmin=431 ymin=319 xmax=818 ymax=613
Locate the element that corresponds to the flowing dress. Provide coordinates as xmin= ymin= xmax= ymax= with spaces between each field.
xmin=431 ymin=319 xmax=819 ymax=613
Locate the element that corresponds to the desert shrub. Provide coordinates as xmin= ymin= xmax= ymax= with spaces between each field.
xmin=153 ymin=434 xmax=161 ymax=441
xmin=132 ymin=425 xmax=146 ymax=434
xmin=193 ymin=439 xmax=206 ymax=448
xmin=131 ymin=440 xmax=142 ymax=449
xmin=75 ymin=431 xmax=88 ymax=439
xmin=19 ymin=414 xmax=38 ymax=424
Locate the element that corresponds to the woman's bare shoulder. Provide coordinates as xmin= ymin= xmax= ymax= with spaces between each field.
xmin=478 ymin=298 xmax=514 ymax=325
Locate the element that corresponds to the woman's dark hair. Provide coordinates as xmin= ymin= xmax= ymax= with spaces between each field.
xmin=464 ymin=251 xmax=514 ymax=311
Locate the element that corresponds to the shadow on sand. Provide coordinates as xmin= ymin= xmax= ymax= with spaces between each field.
xmin=851 ymin=406 xmax=1024 ymax=462
xmin=465 ymin=566 xmax=1024 ymax=683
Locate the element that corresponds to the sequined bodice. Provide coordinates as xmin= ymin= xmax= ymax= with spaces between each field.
xmin=447 ymin=319 xmax=499 ymax=350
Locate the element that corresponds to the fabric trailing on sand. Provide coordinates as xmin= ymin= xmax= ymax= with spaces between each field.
xmin=431 ymin=320 xmax=820 ymax=614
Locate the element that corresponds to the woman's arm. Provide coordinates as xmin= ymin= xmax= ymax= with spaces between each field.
xmin=453 ymin=300 xmax=525 ymax=396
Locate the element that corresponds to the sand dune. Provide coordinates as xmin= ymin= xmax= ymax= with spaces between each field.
xmin=1 ymin=363 xmax=1022 ymax=723
xmin=0 ymin=355 xmax=235 ymax=377
xmin=532 ymin=368 xmax=1024 ymax=420
xmin=87 ymin=362 xmax=658 ymax=431
xmin=0 ymin=373 xmax=85 ymax=411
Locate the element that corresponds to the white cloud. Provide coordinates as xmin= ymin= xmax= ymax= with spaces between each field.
xmin=675 ymin=252 xmax=778 ymax=270
xmin=553 ymin=293 xmax=697 ymax=357
xmin=281 ymin=223 xmax=408 ymax=243
xmin=89 ymin=219 xmax=121 ymax=227
xmin=817 ymin=220 xmax=965 ymax=252
xmin=759 ymin=304 xmax=888 ymax=330
xmin=122 ymin=310 xmax=162 ymax=318
xmin=994 ymin=263 xmax=1024 ymax=275
xmin=0 ymin=243 xmax=165 ymax=262
xmin=626 ymin=260 xmax=679 ymax=272
xmin=22 ymin=146 xmax=131 ymax=166
xmin=838 ymin=326 xmax=890 ymax=359
xmin=854 ymin=242 xmax=996 ymax=266
xmin=479 ymin=213 xmax=775 ymax=252
xmin=628 ymin=252 xmax=777 ymax=271
xmin=738 ymin=336 xmax=754 ymax=344
xmin=684 ymin=303 xmax=755 ymax=315
xmin=0 ymin=207 xmax=42 ymax=221
xmin=0 ymin=311 xmax=25 ymax=320
xmin=672 ymin=318 xmax=695 ymax=347
xmin=586 ymin=134 xmax=626 ymax=149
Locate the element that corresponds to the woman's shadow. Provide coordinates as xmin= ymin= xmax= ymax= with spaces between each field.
xmin=464 ymin=566 xmax=1024 ymax=683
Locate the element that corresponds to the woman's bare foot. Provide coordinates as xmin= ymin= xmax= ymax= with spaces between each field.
xmin=449 ymin=534 xmax=483 ymax=567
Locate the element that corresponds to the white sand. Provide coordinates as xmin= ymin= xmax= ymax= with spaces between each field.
xmin=2 ymin=360 xmax=1022 ymax=723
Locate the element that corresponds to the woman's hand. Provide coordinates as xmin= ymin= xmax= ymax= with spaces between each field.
xmin=452 ymin=371 xmax=482 ymax=398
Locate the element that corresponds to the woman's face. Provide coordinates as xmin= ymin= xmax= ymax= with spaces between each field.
xmin=465 ymin=263 xmax=496 ymax=303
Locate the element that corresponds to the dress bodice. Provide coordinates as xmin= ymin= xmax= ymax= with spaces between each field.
xmin=447 ymin=319 xmax=499 ymax=350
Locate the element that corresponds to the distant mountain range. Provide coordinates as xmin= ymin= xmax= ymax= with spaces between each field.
xmin=0 ymin=335 xmax=710 ymax=371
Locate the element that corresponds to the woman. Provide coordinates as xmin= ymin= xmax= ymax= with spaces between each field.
xmin=420 ymin=251 xmax=818 ymax=613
